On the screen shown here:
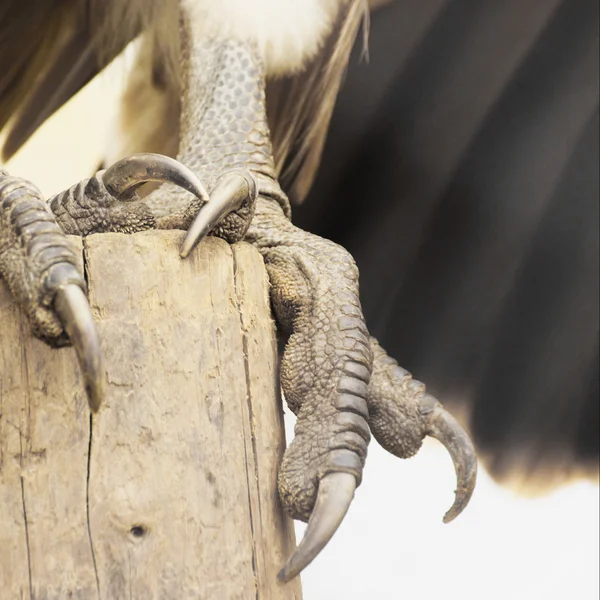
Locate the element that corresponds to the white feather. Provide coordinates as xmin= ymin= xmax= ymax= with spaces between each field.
xmin=183 ymin=0 xmax=350 ymax=75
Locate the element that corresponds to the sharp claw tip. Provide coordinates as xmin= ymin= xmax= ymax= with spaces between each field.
xmin=179 ymin=237 xmax=195 ymax=259
xmin=276 ymin=567 xmax=292 ymax=584
xmin=54 ymin=284 xmax=105 ymax=413
xmin=180 ymin=170 xmax=257 ymax=259
xmin=442 ymin=470 xmax=477 ymax=523
xmin=277 ymin=472 xmax=356 ymax=582
xmin=180 ymin=220 xmax=211 ymax=258
xmin=425 ymin=405 xmax=478 ymax=523
xmin=443 ymin=507 xmax=458 ymax=524
xmin=86 ymin=383 xmax=103 ymax=413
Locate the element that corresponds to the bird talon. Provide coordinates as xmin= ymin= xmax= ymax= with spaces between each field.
xmin=278 ymin=472 xmax=356 ymax=583
xmin=423 ymin=402 xmax=478 ymax=523
xmin=180 ymin=170 xmax=257 ymax=258
xmin=101 ymin=153 xmax=209 ymax=202
xmin=54 ymin=284 xmax=104 ymax=412
xmin=367 ymin=340 xmax=477 ymax=524
xmin=0 ymin=170 xmax=105 ymax=411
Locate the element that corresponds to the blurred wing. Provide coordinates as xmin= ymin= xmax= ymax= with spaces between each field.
xmin=0 ymin=0 xmax=176 ymax=161
xmin=297 ymin=0 xmax=599 ymax=487
xmin=1 ymin=0 xmax=367 ymax=196
xmin=0 ymin=0 xmax=94 ymax=159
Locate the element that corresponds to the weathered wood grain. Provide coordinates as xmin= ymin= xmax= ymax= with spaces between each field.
xmin=0 ymin=231 xmax=301 ymax=599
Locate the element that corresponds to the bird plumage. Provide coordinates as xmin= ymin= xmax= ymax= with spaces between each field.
xmin=0 ymin=0 xmax=367 ymax=203
xmin=298 ymin=0 xmax=599 ymax=489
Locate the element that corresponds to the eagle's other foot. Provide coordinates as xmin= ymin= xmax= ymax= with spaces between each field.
xmin=0 ymin=168 xmax=103 ymax=410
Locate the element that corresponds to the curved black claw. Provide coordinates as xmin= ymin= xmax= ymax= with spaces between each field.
xmin=103 ymin=153 xmax=209 ymax=202
xmin=278 ymin=472 xmax=356 ymax=583
xmin=422 ymin=400 xmax=478 ymax=523
xmin=180 ymin=171 xmax=257 ymax=258
xmin=54 ymin=284 xmax=104 ymax=412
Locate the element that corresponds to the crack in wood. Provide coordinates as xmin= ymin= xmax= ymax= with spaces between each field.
xmin=86 ymin=412 xmax=101 ymax=599
xmin=233 ymin=247 xmax=261 ymax=600
xmin=83 ymin=236 xmax=101 ymax=600
xmin=17 ymin=311 xmax=33 ymax=600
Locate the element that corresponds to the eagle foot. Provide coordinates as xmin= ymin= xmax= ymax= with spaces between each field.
xmin=49 ymin=153 xmax=208 ymax=236
xmin=49 ymin=153 xmax=259 ymax=260
xmin=242 ymin=197 xmax=478 ymax=581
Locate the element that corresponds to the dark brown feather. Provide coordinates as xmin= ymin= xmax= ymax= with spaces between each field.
xmin=267 ymin=0 xmax=369 ymax=204
xmin=2 ymin=26 xmax=98 ymax=160
xmin=0 ymin=0 xmax=79 ymax=138
xmin=0 ymin=0 xmax=170 ymax=160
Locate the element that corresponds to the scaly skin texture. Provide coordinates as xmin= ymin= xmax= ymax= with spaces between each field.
xmin=0 ymin=166 xmax=87 ymax=345
xmin=50 ymin=34 xmax=287 ymax=240
xmin=1 ymin=15 xmax=475 ymax=553
xmin=367 ymin=337 xmax=434 ymax=459
xmin=247 ymin=198 xmax=373 ymax=520
xmin=247 ymin=196 xmax=444 ymax=521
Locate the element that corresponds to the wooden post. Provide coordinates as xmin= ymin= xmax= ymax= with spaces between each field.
xmin=0 ymin=231 xmax=301 ymax=599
